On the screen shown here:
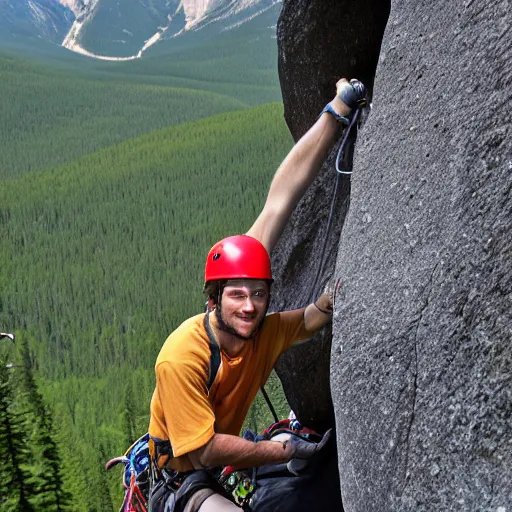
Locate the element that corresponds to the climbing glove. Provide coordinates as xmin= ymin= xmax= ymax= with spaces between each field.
xmin=285 ymin=428 xmax=332 ymax=460
xmin=337 ymin=79 xmax=368 ymax=110
xmin=285 ymin=429 xmax=332 ymax=476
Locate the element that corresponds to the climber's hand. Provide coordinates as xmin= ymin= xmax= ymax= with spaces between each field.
xmin=336 ymin=78 xmax=368 ymax=110
xmin=285 ymin=429 xmax=332 ymax=460
xmin=330 ymin=79 xmax=352 ymax=117
xmin=304 ymin=290 xmax=333 ymax=332
xmin=315 ymin=291 xmax=333 ymax=315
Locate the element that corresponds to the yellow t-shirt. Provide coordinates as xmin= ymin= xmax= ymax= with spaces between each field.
xmin=148 ymin=310 xmax=310 ymax=471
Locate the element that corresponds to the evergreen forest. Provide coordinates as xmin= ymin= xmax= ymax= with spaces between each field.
xmin=0 ymin=24 xmax=294 ymax=510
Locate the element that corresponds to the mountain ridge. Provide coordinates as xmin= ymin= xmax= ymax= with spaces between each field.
xmin=0 ymin=0 xmax=280 ymax=59
xmin=62 ymin=0 xmax=280 ymax=59
xmin=0 ymin=0 xmax=74 ymax=42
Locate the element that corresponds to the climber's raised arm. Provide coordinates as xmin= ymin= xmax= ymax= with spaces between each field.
xmin=246 ymin=78 xmax=364 ymax=254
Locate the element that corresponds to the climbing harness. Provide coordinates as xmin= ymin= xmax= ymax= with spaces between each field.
xmin=308 ymin=81 xmax=369 ymax=303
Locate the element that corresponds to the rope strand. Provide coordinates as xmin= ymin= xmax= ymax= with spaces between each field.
xmin=308 ymin=108 xmax=361 ymax=303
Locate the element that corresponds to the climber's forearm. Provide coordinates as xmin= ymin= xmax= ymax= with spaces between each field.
xmin=303 ymin=292 xmax=333 ymax=332
xmin=304 ymin=305 xmax=332 ymax=333
xmin=246 ymin=93 xmax=351 ymax=254
xmin=189 ymin=433 xmax=290 ymax=470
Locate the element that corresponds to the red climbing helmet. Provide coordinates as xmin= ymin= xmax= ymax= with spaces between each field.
xmin=204 ymin=235 xmax=272 ymax=286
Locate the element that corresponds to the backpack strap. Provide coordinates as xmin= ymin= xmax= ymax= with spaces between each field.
xmin=204 ymin=313 xmax=221 ymax=391
xmin=204 ymin=312 xmax=278 ymax=421
xmin=147 ymin=316 xmax=221 ymax=480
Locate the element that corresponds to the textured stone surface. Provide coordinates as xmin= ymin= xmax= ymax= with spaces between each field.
xmin=330 ymin=0 xmax=511 ymax=510
xmin=277 ymin=0 xmax=511 ymax=510
xmin=273 ymin=0 xmax=389 ymax=433
xmin=277 ymin=0 xmax=390 ymax=141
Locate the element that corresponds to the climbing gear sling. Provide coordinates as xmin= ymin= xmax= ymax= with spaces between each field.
xmin=105 ymin=434 xmax=151 ymax=512
xmin=308 ymin=79 xmax=368 ymax=302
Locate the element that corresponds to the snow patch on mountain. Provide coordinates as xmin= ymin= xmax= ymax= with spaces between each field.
xmin=138 ymin=14 xmax=180 ymax=56
xmin=218 ymin=3 xmax=277 ymax=32
xmin=178 ymin=0 xmax=279 ymax=31
xmin=61 ymin=0 xmax=99 ymax=54
xmin=58 ymin=0 xmax=83 ymax=16
xmin=28 ymin=0 xmax=47 ymax=22
xmin=58 ymin=0 xmax=279 ymax=60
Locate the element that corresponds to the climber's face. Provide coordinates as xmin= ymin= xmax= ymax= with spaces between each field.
xmin=218 ymin=280 xmax=269 ymax=339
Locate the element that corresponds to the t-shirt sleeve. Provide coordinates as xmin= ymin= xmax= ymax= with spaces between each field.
xmin=267 ymin=309 xmax=311 ymax=359
xmin=278 ymin=308 xmax=312 ymax=350
xmin=156 ymin=359 xmax=215 ymax=458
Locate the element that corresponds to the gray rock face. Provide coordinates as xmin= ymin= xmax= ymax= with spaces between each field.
xmin=277 ymin=0 xmax=511 ymax=510
xmin=277 ymin=0 xmax=390 ymax=141
xmin=273 ymin=0 xmax=389 ymax=433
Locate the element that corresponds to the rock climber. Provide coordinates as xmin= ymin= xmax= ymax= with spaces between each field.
xmin=148 ymin=78 xmax=366 ymax=511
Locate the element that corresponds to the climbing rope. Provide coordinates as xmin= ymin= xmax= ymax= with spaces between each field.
xmin=260 ymin=385 xmax=279 ymax=424
xmin=308 ymin=90 xmax=369 ymax=303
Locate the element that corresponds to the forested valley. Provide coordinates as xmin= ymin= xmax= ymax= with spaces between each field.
xmin=0 ymin=26 xmax=293 ymax=510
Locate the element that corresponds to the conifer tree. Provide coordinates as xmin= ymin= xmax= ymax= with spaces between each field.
xmin=0 ymin=365 xmax=35 ymax=511
xmin=93 ymin=445 xmax=115 ymax=512
xmin=52 ymin=410 xmax=89 ymax=511
xmin=122 ymin=380 xmax=136 ymax=447
xmin=26 ymin=410 xmax=71 ymax=512
xmin=16 ymin=339 xmax=70 ymax=511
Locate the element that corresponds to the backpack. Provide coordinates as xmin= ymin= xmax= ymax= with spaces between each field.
xmin=249 ymin=421 xmax=343 ymax=512
xmin=221 ymin=418 xmax=325 ymax=509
